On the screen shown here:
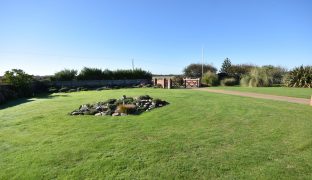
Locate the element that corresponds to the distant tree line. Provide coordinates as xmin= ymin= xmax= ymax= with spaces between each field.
xmin=51 ymin=67 xmax=152 ymax=81
xmin=0 ymin=67 xmax=152 ymax=105
xmin=183 ymin=58 xmax=311 ymax=88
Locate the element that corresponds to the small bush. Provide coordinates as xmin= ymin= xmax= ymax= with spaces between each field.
xmin=107 ymin=104 xmax=117 ymax=111
xmin=240 ymin=75 xmax=251 ymax=87
xmin=123 ymin=97 xmax=134 ymax=104
xmin=105 ymin=99 xmax=117 ymax=104
xmin=202 ymin=71 xmax=219 ymax=86
xmin=137 ymin=95 xmax=151 ymax=100
xmin=221 ymin=78 xmax=237 ymax=86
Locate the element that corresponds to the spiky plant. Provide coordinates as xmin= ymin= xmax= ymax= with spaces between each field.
xmin=284 ymin=65 xmax=312 ymax=88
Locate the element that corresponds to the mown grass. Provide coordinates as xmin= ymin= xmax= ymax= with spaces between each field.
xmin=1 ymin=88 xmax=312 ymax=179
xmin=208 ymin=86 xmax=312 ymax=99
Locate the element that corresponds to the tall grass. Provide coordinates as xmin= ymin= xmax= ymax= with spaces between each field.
xmin=240 ymin=67 xmax=273 ymax=87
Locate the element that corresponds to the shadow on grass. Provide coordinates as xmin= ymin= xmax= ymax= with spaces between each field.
xmin=0 ymin=93 xmax=69 ymax=110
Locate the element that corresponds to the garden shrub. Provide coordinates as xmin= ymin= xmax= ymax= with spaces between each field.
xmin=107 ymin=104 xmax=117 ymax=111
xmin=240 ymin=75 xmax=251 ymax=87
xmin=284 ymin=65 xmax=312 ymax=88
xmin=221 ymin=78 xmax=237 ymax=86
xmin=123 ymin=97 xmax=134 ymax=104
xmin=202 ymin=71 xmax=219 ymax=86
xmin=105 ymin=99 xmax=117 ymax=104
xmin=137 ymin=95 xmax=151 ymax=100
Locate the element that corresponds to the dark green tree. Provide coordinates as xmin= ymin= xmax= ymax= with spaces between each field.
xmin=2 ymin=69 xmax=34 ymax=96
xmin=77 ymin=67 xmax=103 ymax=80
xmin=183 ymin=63 xmax=217 ymax=78
xmin=227 ymin=64 xmax=256 ymax=79
xmin=220 ymin=58 xmax=232 ymax=74
xmin=51 ymin=69 xmax=78 ymax=81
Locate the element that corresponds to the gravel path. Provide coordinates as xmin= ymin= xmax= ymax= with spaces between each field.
xmin=192 ymin=88 xmax=311 ymax=105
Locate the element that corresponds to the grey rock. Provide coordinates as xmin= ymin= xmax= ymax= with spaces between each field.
xmin=72 ymin=111 xmax=82 ymax=115
xmin=95 ymin=106 xmax=102 ymax=111
xmin=80 ymin=105 xmax=89 ymax=111
xmin=112 ymin=112 xmax=120 ymax=116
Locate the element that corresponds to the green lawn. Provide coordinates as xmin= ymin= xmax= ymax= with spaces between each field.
xmin=1 ymin=88 xmax=312 ymax=179
xmin=208 ymin=86 xmax=312 ymax=99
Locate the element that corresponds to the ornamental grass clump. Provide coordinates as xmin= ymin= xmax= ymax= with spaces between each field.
xmin=240 ymin=67 xmax=273 ymax=87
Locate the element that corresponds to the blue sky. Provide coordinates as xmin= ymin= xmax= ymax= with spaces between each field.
xmin=0 ymin=0 xmax=311 ymax=75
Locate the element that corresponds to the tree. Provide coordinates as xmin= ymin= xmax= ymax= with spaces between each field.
xmin=77 ymin=67 xmax=103 ymax=80
xmin=183 ymin=63 xmax=217 ymax=78
xmin=2 ymin=69 xmax=34 ymax=96
xmin=220 ymin=58 xmax=232 ymax=74
xmin=262 ymin=65 xmax=288 ymax=85
xmin=51 ymin=69 xmax=78 ymax=81
xmin=227 ymin=64 xmax=256 ymax=79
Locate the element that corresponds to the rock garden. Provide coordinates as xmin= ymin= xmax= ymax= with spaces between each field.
xmin=70 ymin=95 xmax=169 ymax=116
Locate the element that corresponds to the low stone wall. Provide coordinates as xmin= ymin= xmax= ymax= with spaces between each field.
xmin=52 ymin=79 xmax=150 ymax=87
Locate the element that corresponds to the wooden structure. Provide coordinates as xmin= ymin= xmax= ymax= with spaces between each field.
xmin=183 ymin=78 xmax=200 ymax=88
xmin=153 ymin=76 xmax=200 ymax=89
